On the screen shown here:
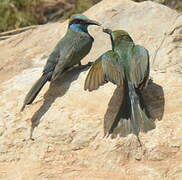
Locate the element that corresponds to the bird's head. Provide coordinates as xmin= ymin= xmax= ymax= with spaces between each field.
xmin=69 ymin=14 xmax=101 ymax=33
xmin=103 ymin=28 xmax=133 ymax=45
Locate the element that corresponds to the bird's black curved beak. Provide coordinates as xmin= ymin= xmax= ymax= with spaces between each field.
xmin=103 ymin=28 xmax=112 ymax=35
xmin=86 ymin=19 xmax=101 ymax=26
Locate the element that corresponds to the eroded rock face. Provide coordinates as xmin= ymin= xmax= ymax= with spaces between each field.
xmin=0 ymin=0 xmax=181 ymax=179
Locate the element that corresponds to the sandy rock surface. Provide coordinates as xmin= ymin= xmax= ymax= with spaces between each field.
xmin=0 ymin=0 xmax=181 ymax=179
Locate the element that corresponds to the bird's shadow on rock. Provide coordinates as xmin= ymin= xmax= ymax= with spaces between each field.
xmin=30 ymin=65 xmax=90 ymax=139
xmin=104 ymin=81 xmax=165 ymax=137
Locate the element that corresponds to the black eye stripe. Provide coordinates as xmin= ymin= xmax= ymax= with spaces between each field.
xmin=71 ymin=19 xmax=84 ymax=24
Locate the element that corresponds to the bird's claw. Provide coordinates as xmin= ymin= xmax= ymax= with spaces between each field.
xmin=77 ymin=62 xmax=93 ymax=69
xmin=86 ymin=61 xmax=93 ymax=66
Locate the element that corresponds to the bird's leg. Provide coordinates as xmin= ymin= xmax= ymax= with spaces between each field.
xmin=77 ymin=61 xmax=93 ymax=70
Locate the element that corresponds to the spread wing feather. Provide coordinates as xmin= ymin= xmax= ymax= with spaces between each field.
xmin=84 ymin=50 xmax=124 ymax=91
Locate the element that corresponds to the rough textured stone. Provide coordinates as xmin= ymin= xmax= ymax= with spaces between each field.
xmin=0 ymin=0 xmax=181 ymax=179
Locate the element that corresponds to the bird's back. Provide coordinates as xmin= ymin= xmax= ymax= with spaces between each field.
xmin=115 ymin=42 xmax=149 ymax=88
xmin=115 ymin=42 xmax=134 ymax=75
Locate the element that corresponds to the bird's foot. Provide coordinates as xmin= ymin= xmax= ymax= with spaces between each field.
xmin=78 ymin=61 xmax=93 ymax=67
xmin=86 ymin=61 xmax=93 ymax=66
xmin=77 ymin=62 xmax=93 ymax=69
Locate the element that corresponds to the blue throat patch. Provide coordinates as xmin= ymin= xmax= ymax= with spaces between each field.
xmin=70 ymin=24 xmax=88 ymax=33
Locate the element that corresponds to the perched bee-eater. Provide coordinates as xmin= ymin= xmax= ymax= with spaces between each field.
xmin=84 ymin=28 xmax=155 ymax=137
xmin=21 ymin=14 xmax=101 ymax=111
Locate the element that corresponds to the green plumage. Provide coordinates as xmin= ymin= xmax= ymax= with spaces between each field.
xmin=21 ymin=14 xmax=100 ymax=111
xmin=84 ymin=29 xmax=155 ymax=137
xmin=44 ymin=28 xmax=93 ymax=80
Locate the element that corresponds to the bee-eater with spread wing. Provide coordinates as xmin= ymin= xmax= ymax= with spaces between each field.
xmin=84 ymin=28 xmax=155 ymax=137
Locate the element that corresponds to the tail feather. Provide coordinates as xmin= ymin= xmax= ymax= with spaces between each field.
xmin=134 ymin=88 xmax=156 ymax=133
xmin=109 ymin=82 xmax=155 ymax=137
xmin=21 ymin=73 xmax=51 ymax=111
